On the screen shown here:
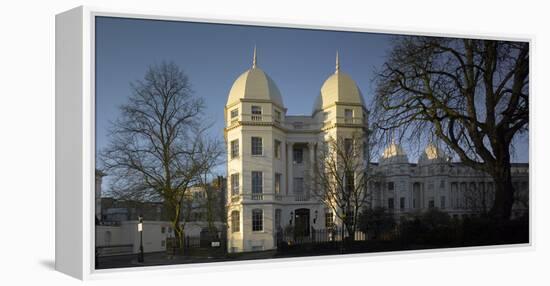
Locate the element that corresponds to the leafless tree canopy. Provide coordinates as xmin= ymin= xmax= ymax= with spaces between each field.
xmin=372 ymin=37 xmax=528 ymax=220
xmin=100 ymin=62 xmax=222 ymax=247
xmin=312 ymin=133 xmax=374 ymax=239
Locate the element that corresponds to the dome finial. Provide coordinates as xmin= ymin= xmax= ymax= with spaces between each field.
xmin=335 ymin=51 xmax=340 ymax=74
xmin=252 ymin=45 xmax=257 ymax=69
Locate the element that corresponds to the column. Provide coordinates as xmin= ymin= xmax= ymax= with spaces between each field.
xmin=287 ymin=142 xmax=294 ymax=196
xmin=308 ymin=142 xmax=315 ymax=200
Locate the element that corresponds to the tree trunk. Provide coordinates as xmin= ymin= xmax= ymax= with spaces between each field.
xmin=173 ymin=221 xmax=184 ymax=249
xmin=344 ymin=218 xmax=355 ymax=242
xmin=168 ymin=201 xmax=184 ymax=251
xmin=489 ymin=155 xmax=515 ymax=221
xmin=489 ymin=170 xmax=515 ymax=221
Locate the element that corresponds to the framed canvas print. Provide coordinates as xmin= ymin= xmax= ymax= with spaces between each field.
xmin=55 ymin=6 xmax=531 ymax=280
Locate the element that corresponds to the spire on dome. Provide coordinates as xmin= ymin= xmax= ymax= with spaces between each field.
xmin=335 ymin=51 xmax=340 ymax=74
xmin=252 ymin=45 xmax=257 ymax=69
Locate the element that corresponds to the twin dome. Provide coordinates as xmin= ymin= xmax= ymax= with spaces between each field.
xmin=381 ymin=141 xmax=451 ymax=165
xmin=226 ymin=67 xmax=284 ymax=107
xmin=226 ymin=49 xmax=451 ymax=165
xmin=226 ymin=50 xmax=364 ymax=113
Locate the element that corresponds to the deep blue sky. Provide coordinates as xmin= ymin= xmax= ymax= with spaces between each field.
xmin=95 ymin=16 xmax=528 ymax=166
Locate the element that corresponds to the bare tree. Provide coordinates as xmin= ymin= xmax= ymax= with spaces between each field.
xmin=312 ymin=133 xmax=373 ymax=241
xmin=196 ymin=162 xmax=225 ymax=236
xmin=101 ymin=62 xmax=221 ymax=249
xmin=372 ymin=37 xmax=528 ymax=220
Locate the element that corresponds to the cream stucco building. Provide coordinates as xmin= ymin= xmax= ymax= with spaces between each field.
xmin=224 ymin=50 xmax=529 ymax=253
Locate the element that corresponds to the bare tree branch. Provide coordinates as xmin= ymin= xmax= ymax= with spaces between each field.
xmin=100 ymin=62 xmax=222 ymax=248
xmin=371 ymin=37 xmax=529 ymax=220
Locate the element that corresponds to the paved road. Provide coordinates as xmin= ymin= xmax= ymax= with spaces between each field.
xmin=96 ymin=250 xmax=278 ymax=269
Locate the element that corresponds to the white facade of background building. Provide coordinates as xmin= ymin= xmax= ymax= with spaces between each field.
xmin=96 ymin=221 xmax=224 ymax=256
xmin=372 ymin=144 xmax=528 ymax=219
xmin=95 ymin=184 xmax=225 ymax=255
xmin=224 ymin=50 xmax=529 ymax=253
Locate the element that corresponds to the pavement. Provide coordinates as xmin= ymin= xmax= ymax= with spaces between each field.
xmin=96 ymin=250 xmax=278 ymax=269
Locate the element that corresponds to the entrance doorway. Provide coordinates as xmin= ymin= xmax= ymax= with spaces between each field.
xmin=294 ymin=208 xmax=310 ymax=238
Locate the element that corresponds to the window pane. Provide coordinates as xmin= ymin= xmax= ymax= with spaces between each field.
xmin=274 ymin=140 xmax=281 ymax=159
xmin=275 ymin=209 xmax=281 ymax=229
xmin=252 ymin=171 xmax=263 ymax=194
xmin=345 ymin=109 xmax=353 ymax=117
xmin=252 ymin=209 xmax=263 ymax=231
xmin=344 ymin=109 xmax=353 ymax=122
xmin=293 ymin=147 xmax=303 ymax=164
xmin=230 ymin=139 xmax=239 ymax=158
xmin=231 ymin=211 xmax=240 ymax=232
xmin=325 ymin=212 xmax=334 ymax=228
xmin=251 ymin=106 xmax=262 ymax=114
xmin=231 ymin=173 xmax=239 ymax=196
xmin=231 ymin=108 xmax=238 ymax=118
xmin=274 ymin=110 xmax=281 ymax=121
xmin=251 ymin=137 xmax=263 ymax=155
xmin=274 ymin=173 xmax=281 ymax=194
xmin=251 ymin=106 xmax=262 ymax=121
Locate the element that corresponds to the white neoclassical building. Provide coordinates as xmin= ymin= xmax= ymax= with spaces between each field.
xmin=224 ymin=50 xmax=529 ymax=253
xmin=372 ymin=142 xmax=528 ymax=221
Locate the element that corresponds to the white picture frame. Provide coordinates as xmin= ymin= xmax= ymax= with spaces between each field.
xmin=55 ymin=6 xmax=532 ymax=281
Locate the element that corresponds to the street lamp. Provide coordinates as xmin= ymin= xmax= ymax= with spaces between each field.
xmin=137 ymin=215 xmax=144 ymax=263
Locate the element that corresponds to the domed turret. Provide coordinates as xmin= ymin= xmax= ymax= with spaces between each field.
xmin=313 ymin=52 xmax=365 ymax=114
xmin=419 ymin=143 xmax=450 ymax=164
xmin=380 ymin=141 xmax=409 ymax=165
xmin=226 ymin=47 xmax=284 ymax=108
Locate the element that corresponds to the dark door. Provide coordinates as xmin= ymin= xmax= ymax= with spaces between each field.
xmin=294 ymin=208 xmax=310 ymax=238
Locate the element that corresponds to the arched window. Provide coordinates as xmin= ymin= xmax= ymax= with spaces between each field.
xmin=252 ymin=209 xmax=263 ymax=231
xmin=231 ymin=211 xmax=240 ymax=233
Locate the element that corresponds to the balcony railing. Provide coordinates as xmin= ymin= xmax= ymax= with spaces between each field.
xmin=251 ymin=193 xmax=263 ymax=200
xmin=337 ymin=116 xmax=365 ymax=125
xmin=230 ymin=193 xmax=317 ymax=202
xmin=237 ymin=113 xmax=274 ymax=123
xmin=294 ymin=193 xmax=310 ymax=201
